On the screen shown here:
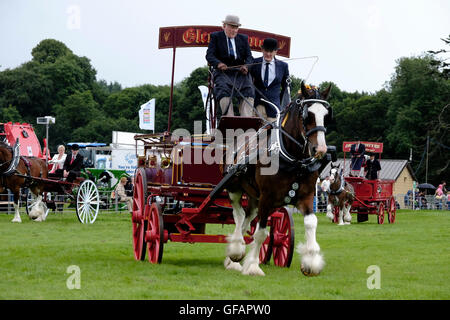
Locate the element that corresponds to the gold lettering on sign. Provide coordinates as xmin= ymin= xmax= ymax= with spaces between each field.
xmin=279 ymin=40 xmax=286 ymax=50
xmin=164 ymin=32 xmax=170 ymax=42
xmin=182 ymin=28 xmax=210 ymax=44
xmin=182 ymin=28 xmax=196 ymax=44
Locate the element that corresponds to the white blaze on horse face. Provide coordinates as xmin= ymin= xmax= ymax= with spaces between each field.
xmin=330 ymin=168 xmax=337 ymax=183
xmin=308 ymin=103 xmax=328 ymax=154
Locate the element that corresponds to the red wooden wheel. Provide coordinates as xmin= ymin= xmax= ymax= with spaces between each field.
xmin=132 ymin=168 xmax=147 ymax=261
xmin=333 ymin=206 xmax=339 ymax=224
xmin=271 ymin=208 xmax=295 ymax=267
xmin=388 ymin=196 xmax=396 ymax=223
xmin=248 ymin=218 xmax=272 ymax=264
xmin=145 ymin=202 xmax=164 ymax=264
xmin=377 ymin=202 xmax=385 ymax=224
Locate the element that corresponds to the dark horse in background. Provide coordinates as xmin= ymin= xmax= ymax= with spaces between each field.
xmin=223 ymin=82 xmax=333 ymax=276
xmin=0 ymin=141 xmax=49 ymax=222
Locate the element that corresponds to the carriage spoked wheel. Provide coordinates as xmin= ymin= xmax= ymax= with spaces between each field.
xmin=132 ymin=168 xmax=148 ymax=261
xmin=248 ymin=218 xmax=272 ymax=264
xmin=76 ymin=180 xmax=100 ymax=224
xmin=25 ymin=190 xmax=50 ymax=220
xmin=388 ymin=196 xmax=396 ymax=223
xmin=145 ymin=202 xmax=164 ymax=264
xmin=377 ymin=202 xmax=385 ymax=224
xmin=270 ymin=207 xmax=295 ymax=267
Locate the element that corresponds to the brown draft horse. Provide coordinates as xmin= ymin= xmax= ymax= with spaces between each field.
xmin=325 ymin=162 xmax=355 ymax=225
xmin=223 ymin=82 xmax=332 ymax=276
xmin=0 ymin=141 xmax=49 ymax=222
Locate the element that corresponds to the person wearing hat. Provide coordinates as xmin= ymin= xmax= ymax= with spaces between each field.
xmin=250 ymin=38 xmax=289 ymax=122
xmin=206 ymin=14 xmax=255 ymax=117
xmin=364 ymin=153 xmax=381 ymax=180
xmin=62 ymin=144 xmax=84 ymax=183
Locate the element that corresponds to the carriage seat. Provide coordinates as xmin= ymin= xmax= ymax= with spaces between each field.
xmin=217 ymin=116 xmax=264 ymax=132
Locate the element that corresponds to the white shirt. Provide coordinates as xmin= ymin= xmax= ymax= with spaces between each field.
xmin=261 ymin=58 xmax=276 ymax=86
xmin=49 ymin=153 xmax=67 ymax=171
xmin=227 ymin=37 xmax=237 ymax=59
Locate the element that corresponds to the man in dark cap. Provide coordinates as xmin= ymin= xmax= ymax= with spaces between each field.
xmin=250 ymin=38 xmax=289 ymax=122
xmin=364 ymin=153 xmax=381 ymax=180
xmin=206 ymin=14 xmax=255 ymax=117
xmin=63 ymin=144 xmax=84 ymax=183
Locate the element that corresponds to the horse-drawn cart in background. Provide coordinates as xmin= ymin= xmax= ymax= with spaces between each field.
xmin=329 ymin=141 xmax=396 ymax=224
xmin=0 ymin=122 xmax=100 ymax=223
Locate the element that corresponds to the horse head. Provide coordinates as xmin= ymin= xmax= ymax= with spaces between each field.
xmin=0 ymin=141 xmax=13 ymax=173
xmin=280 ymin=82 xmax=332 ymax=162
xmin=299 ymin=81 xmax=332 ymax=159
xmin=329 ymin=162 xmax=341 ymax=184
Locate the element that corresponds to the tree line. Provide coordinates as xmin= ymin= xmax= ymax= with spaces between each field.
xmin=0 ymin=38 xmax=448 ymax=185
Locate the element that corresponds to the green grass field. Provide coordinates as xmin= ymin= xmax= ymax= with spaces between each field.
xmin=0 ymin=209 xmax=449 ymax=300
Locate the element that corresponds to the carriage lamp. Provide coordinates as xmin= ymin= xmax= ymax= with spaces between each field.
xmin=36 ymin=116 xmax=56 ymax=165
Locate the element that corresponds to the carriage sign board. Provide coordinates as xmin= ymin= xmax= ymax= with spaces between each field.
xmin=159 ymin=25 xmax=291 ymax=58
xmin=342 ymin=141 xmax=383 ymax=153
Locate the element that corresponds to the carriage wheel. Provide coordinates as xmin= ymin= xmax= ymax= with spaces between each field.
xmin=388 ymin=196 xmax=396 ymax=223
xmin=145 ymin=202 xmax=164 ymax=264
xmin=377 ymin=202 xmax=385 ymax=224
xmin=132 ymin=168 xmax=148 ymax=261
xmin=271 ymin=207 xmax=295 ymax=267
xmin=249 ymin=218 xmax=272 ymax=264
xmin=76 ymin=180 xmax=100 ymax=224
xmin=25 ymin=190 xmax=50 ymax=219
xmin=332 ymin=206 xmax=339 ymax=224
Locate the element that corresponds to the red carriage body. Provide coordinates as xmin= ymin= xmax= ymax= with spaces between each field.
xmin=0 ymin=122 xmax=49 ymax=160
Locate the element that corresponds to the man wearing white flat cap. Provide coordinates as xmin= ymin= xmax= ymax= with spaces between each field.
xmin=206 ymin=14 xmax=254 ymax=117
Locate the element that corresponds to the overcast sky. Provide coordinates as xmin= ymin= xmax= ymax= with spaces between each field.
xmin=1 ymin=0 xmax=449 ymax=93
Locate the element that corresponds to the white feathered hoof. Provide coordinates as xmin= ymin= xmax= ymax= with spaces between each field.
xmin=226 ymin=237 xmax=246 ymax=262
xmin=224 ymin=257 xmax=243 ymax=272
xmin=242 ymin=262 xmax=265 ymax=276
xmin=11 ymin=216 xmax=22 ymax=223
xmin=297 ymin=243 xmax=325 ymax=277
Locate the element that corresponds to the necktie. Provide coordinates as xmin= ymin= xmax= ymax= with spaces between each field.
xmin=228 ymin=38 xmax=235 ymax=59
xmin=70 ymin=156 xmax=74 ymax=165
xmin=264 ymin=62 xmax=270 ymax=87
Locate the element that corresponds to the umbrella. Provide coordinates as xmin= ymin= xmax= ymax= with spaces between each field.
xmin=417 ymin=183 xmax=436 ymax=190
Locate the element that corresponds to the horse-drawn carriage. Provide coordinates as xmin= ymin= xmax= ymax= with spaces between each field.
xmin=0 ymin=122 xmax=100 ymax=224
xmin=131 ymin=26 xmax=336 ymax=276
xmin=324 ymin=141 xmax=396 ymax=224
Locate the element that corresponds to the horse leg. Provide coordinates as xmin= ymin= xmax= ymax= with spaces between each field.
xmin=226 ymin=191 xmax=246 ymax=262
xmin=242 ymin=221 xmax=268 ymax=276
xmin=325 ymin=203 xmax=334 ymax=221
xmin=11 ymin=191 xmax=22 ymax=223
xmin=343 ymin=203 xmax=352 ymax=224
xmin=241 ymin=197 xmax=258 ymax=235
xmin=297 ymin=213 xmax=325 ymax=276
xmin=337 ymin=206 xmax=345 ymax=225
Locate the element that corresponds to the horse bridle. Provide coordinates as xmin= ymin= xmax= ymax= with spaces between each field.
xmin=329 ymin=167 xmax=345 ymax=195
xmin=274 ymin=98 xmax=332 ymax=166
xmin=0 ymin=141 xmax=21 ymax=176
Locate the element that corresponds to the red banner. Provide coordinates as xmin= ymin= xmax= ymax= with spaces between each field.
xmin=159 ymin=25 xmax=291 ymax=58
xmin=342 ymin=141 xmax=384 ymax=153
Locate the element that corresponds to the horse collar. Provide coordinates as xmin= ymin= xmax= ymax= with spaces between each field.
xmin=2 ymin=141 xmax=21 ymax=176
